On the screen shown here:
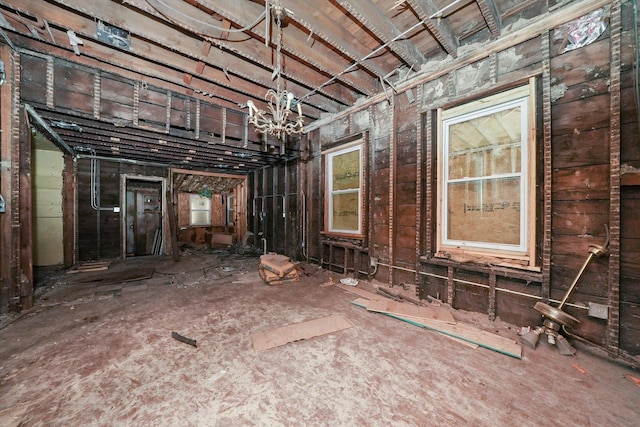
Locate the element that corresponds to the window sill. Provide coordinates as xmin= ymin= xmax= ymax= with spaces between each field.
xmin=321 ymin=231 xmax=365 ymax=240
xmin=419 ymin=255 xmax=542 ymax=282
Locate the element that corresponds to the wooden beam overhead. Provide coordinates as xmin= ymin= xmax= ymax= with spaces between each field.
xmin=277 ymin=0 xmax=391 ymax=79
xmin=336 ymin=0 xmax=427 ymax=69
xmin=407 ymin=0 xmax=459 ymax=57
xmin=476 ymin=0 xmax=502 ymax=38
xmin=42 ymin=0 xmax=349 ymax=112
xmin=192 ymin=0 xmax=379 ymax=96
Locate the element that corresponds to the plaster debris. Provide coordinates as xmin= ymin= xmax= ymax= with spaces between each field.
xmin=550 ymin=83 xmax=568 ymax=102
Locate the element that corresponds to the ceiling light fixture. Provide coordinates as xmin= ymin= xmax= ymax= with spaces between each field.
xmin=246 ymin=4 xmax=304 ymax=141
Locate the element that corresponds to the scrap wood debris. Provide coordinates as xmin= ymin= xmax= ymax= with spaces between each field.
xmin=572 ymin=364 xmax=589 ymax=375
xmin=627 ymin=374 xmax=640 ymax=388
xmin=66 ymin=260 xmax=112 ymax=274
xmin=172 ymin=331 xmax=197 ymax=348
xmin=258 ymin=253 xmax=299 ymax=285
xmin=251 ymin=314 xmax=354 ymax=352
xmin=350 ymin=297 xmax=521 ymax=359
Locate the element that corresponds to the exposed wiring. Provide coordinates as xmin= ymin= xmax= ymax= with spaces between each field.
xmin=300 ymin=16 xmax=427 ymax=103
xmin=145 ymin=0 xmax=267 ymax=36
xmin=429 ymin=0 xmax=466 ymax=19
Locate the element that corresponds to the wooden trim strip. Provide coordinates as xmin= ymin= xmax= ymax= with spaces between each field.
xmin=541 ymin=32 xmax=552 ymax=304
xmin=606 ymin=0 xmax=622 ymax=353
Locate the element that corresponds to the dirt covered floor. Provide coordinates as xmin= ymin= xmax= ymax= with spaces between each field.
xmin=1 ymin=250 xmax=639 ymax=426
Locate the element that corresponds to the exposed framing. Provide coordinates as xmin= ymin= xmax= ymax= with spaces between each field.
xmin=607 ymin=0 xmax=622 ymax=353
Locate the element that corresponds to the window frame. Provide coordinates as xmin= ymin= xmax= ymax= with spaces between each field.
xmin=189 ymin=193 xmax=212 ymax=226
xmin=324 ymin=141 xmax=363 ymax=237
xmin=437 ymin=80 xmax=537 ymax=265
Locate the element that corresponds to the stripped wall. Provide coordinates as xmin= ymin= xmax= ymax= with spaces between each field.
xmin=302 ymin=2 xmax=640 ymax=357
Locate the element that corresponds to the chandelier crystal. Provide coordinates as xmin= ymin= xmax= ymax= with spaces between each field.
xmin=247 ymin=4 xmax=304 ymax=141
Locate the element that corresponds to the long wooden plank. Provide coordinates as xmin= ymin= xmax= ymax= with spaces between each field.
xmin=333 ymin=282 xmax=386 ymax=301
xmin=351 ymin=298 xmax=478 ymax=349
xmin=366 ymin=299 xmax=456 ymax=324
xmin=418 ymin=320 xmax=521 ymax=359
xmin=351 ymin=299 xmax=519 ymax=358
xmin=251 ymin=314 xmax=355 ymax=352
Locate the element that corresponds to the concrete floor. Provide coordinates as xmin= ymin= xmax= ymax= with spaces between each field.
xmin=1 ymin=250 xmax=639 ymax=426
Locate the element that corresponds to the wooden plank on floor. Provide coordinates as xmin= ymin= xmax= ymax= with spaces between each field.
xmin=75 ymin=268 xmax=155 ymax=284
xmin=333 ymin=282 xmax=386 ymax=301
xmin=352 ymin=298 xmax=477 ymax=349
xmin=417 ymin=321 xmax=521 ymax=358
xmin=351 ymin=299 xmax=517 ymax=357
xmin=66 ymin=260 xmax=112 ymax=274
xmin=251 ymin=314 xmax=355 ymax=352
xmin=366 ymin=299 xmax=456 ymax=324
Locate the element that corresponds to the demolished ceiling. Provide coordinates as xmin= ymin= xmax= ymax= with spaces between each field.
xmin=1 ymin=0 xmax=578 ymax=173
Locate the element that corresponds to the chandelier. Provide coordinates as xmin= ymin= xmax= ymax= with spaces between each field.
xmin=246 ymin=4 xmax=304 ymax=141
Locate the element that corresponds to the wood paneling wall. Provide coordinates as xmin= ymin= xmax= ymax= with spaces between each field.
xmin=305 ymin=2 xmax=640 ymax=356
xmin=248 ymin=160 xmax=299 ymax=260
xmin=75 ymin=158 xmax=167 ymax=262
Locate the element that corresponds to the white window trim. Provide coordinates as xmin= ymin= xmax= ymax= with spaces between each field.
xmin=437 ymin=80 xmax=536 ymax=263
xmin=189 ymin=194 xmax=212 ymax=226
xmin=325 ymin=143 xmax=363 ymax=236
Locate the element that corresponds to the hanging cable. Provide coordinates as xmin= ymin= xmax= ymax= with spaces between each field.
xmin=145 ymin=0 xmax=267 ymax=36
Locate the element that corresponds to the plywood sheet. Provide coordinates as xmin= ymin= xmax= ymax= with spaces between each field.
xmin=251 ymin=314 xmax=355 ymax=352
xmin=366 ymin=299 xmax=456 ymax=324
xmin=334 ymin=282 xmax=386 ymax=301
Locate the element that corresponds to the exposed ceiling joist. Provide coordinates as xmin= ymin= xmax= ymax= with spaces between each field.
xmin=336 ymin=0 xmax=426 ymax=70
xmin=477 ymin=0 xmax=502 ymax=38
xmin=193 ymin=0 xmax=379 ymax=98
xmin=0 ymin=0 xmax=600 ymax=174
xmin=406 ymin=0 xmax=459 ymax=57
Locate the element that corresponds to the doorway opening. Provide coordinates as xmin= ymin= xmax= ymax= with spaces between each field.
xmin=122 ymin=176 xmax=166 ymax=258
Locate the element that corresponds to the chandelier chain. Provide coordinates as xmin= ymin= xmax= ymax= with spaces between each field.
xmin=246 ymin=2 xmax=304 ymax=143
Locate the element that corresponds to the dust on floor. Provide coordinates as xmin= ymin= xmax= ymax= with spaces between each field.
xmin=1 ymin=251 xmax=639 ymax=426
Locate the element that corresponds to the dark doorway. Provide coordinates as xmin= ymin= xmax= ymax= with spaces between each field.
xmin=125 ymin=179 xmax=163 ymax=256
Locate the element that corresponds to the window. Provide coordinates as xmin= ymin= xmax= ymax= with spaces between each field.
xmin=325 ymin=143 xmax=362 ymax=235
xmin=226 ymin=194 xmax=235 ymax=225
xmin=438 ymin=81 xmax=536 ymax=264
xmin=189 ymin=194 xmax=211 ymax=226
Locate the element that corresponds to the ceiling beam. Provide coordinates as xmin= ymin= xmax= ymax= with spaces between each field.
xmin=277 ymin=0 xmax=392 ymax=79
xmin=476 ymin=0 xmax=501 ymax=38
xmin=35 ymin=0 xmax=345 ymax=113
xmin=193 ymin=0 xmax=380 ymax=97
xmin=406 ymin=0 xmax=459 ymax=57
xmin=335 ymin=0 xmax=426 ymax=70
xmin=40 ymin=109 xmax=284 ymax=172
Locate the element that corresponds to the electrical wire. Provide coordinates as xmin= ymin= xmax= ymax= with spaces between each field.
xmin=144 ymin=0 xmax=267 ymax=35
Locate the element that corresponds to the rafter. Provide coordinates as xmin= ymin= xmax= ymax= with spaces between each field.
xmin=193 ymin=0 xmax=379 ymax=97
xmin=40 ymin=0 xmax=347 ymax=113
xmin=335 ymin=0 xmax=426 ymax=70
xmin=277 ymin=0 xmax=393 ymax=79
xmin=406 ymin=0 xmax=459 ymax=57
xmin=476 ymin=0 xmax=501 ymax=38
